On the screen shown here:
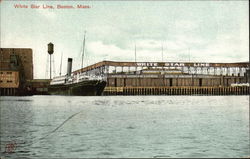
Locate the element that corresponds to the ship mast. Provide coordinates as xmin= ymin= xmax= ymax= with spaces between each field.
xmin=188 ymin=47 xmax=190 ymax=62
xmin=134 ymin=43 xmax=137 ymax=62
xmin=161 ymin=42 xmax=163 ymax=62
xmin=59 ymin=52 xmax=63 ymax=76
xmin=81 ymin=31 xmax=86 ymax=69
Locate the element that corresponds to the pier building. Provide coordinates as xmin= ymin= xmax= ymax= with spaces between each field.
xmin=73 ymin=61 xmax=250 ymax=95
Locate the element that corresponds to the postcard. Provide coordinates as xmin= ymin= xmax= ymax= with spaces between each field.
xmin=0 ymin=0 xmax=249 ymax=158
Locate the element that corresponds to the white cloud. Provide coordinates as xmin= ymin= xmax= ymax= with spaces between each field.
xmin=175 ymin=20 xmax=199 ymax=31
xmin=136 ymin=40 xmax=161 ymax=50
xmin=36 ymin=6 xmax=57 ymax=19
xmin=87 ymin=41 xmax=132 ymax=60
xmin=86 ymin=40 xmax=182 ymax=63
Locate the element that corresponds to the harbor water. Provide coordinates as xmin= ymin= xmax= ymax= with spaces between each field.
xmin=0 ymin=95 xmax=249 ymax=158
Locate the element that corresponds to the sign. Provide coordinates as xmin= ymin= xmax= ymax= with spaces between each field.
xmin=136 ymin=62 xmax=210 ymax=67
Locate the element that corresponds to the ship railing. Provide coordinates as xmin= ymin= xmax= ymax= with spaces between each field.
xmin=76 ymin=74 xmax=106 ymax=81
xmin=88 ymin=75 xmax=105 ymax=81
xmin=50 ymin=81 xmax=65 ymax=85
xmin=50 ymin=76 xmax=66 ymax=85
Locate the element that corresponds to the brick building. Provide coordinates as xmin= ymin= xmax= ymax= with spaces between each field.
xmin=0 ymin=48 xmax=33 ymax=95
xmin=0 ymin=48 xmax=33 ymax=80
xmin=0 ymin=71 xmax=20 ymax=88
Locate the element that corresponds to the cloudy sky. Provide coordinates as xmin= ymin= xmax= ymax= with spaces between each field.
xmin=1 ymin=0 xmax=249 ymax=79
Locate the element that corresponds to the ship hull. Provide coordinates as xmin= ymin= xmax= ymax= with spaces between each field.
xmin=48 ymin=80 xmax=106 ymax=96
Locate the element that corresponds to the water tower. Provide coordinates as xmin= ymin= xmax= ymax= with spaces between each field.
xmin=48 ymin=42 xmax=54 ymax=79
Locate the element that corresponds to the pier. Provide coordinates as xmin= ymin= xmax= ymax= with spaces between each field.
xmin=73 ymin=61 xmax=250 ymax=96
xmin=103 ymin=86 xmax=250 ymax=96
xmin=0 ymin=88 xmax=18 ymax=96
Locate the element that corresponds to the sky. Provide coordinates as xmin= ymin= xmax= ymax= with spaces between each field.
xmin=0 ymin=0 xmax=249 ymax=79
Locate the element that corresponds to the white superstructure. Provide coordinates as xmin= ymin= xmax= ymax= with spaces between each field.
xmin=50 ymin=73 xmax=105 ymax=86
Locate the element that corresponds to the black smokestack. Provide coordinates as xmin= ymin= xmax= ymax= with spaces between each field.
xmin=67 ymin=58 xmax=72 ymax=76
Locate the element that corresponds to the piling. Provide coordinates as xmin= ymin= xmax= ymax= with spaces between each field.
xmin=103 ymin=86 xmax=250 ymax=96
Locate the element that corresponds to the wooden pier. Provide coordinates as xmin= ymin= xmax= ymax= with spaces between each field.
xmin=0 ymin=88 xmax=18 ymax=96
xmin=74 ymin=60 xmax=250 ymax=96
xmin=103 ymin=86 xmax=250 ymax=95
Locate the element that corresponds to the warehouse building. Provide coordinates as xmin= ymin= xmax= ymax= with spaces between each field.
xmin=73 ymin=61 xmax=249 ymax=95
xmin=0 ymin=48 xmax=33 ymax=95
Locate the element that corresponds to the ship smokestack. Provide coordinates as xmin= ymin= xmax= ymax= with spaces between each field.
xmin=67 ymin=58 xmax=72 ymax=76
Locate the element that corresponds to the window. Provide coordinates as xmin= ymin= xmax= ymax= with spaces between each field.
xmin=0 ymin=72 xmax=3 ymax=74
xmin=0 ymin=80 xmax=3 ymax=83
xmin=7 ymin=80 xmax=12 ymax=83
xmin=7 ymin=72 xmax=12 ymax=74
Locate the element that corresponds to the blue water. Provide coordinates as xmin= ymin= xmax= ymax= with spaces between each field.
xmin=0 ymin=96 xmax=249 ymax=158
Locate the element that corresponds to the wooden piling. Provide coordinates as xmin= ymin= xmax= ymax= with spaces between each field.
xmin=103 ymin=86 xmax=250 ymax=96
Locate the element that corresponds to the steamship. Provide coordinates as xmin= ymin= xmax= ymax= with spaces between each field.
xmin=48 ymin=58 xmax=106 ymax=96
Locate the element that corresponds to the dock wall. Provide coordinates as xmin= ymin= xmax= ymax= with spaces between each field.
xmin=0 ymin=88 xmax=18 ymax=96
xmin=103 ymin=86 xmax=250 ymax=96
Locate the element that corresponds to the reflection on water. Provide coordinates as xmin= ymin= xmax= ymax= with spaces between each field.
xmin=0 ymin=96 xmax=249 ymax=158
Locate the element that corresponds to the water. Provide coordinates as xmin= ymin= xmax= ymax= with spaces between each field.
xmin=0 ymin=95 xmax=249 ymax=158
